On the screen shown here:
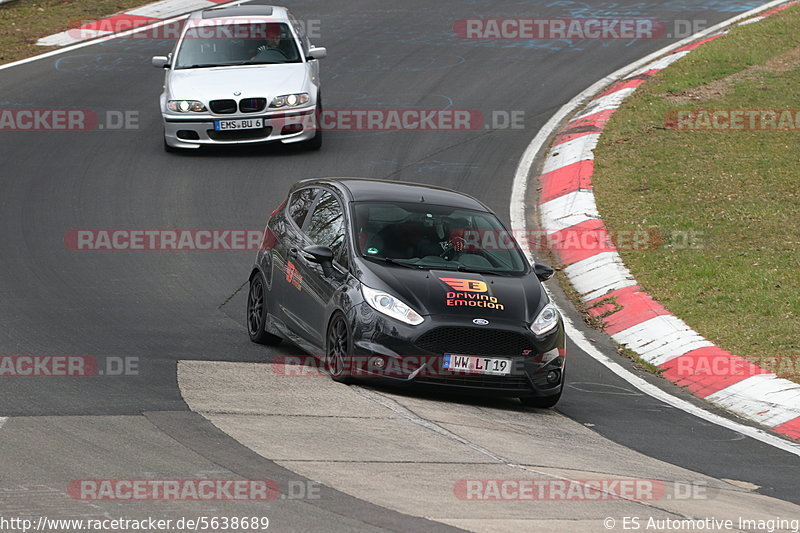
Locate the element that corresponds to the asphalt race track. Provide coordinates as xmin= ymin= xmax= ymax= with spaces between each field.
xmin=1 ymin=0 xmax=798 ymax=531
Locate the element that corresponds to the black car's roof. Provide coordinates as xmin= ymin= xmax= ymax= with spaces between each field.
xmin=294 ymin=178 xmax=490 ymax=212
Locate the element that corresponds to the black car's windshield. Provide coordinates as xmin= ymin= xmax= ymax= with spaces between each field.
xmin=175 ymin=23 xmax=301 ymax=69
xmin=352 ymin=202 xmax=528 ymax=275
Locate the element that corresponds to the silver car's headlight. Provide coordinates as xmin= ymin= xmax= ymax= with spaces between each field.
xmin=530 ymin=303 xmax=559 ymax=336
xmin=167 ymin=100 xmax=207 ymax=113
xmin=269 ymin=93 xmax=310 ymax=108
xmin=361 ymin=284 xmax=424 ymax=326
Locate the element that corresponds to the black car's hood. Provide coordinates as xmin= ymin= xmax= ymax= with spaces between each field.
xmin=357 ymin=261 xmax=546 ymax=325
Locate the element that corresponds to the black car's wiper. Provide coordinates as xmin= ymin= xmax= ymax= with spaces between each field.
xmin=456 ymin=265 xmax=514 ymax=276
xmin=364 ymin=256 xmax=422 ymax=269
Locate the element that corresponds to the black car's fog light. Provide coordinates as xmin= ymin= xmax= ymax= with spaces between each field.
xmin=546 ymin=370 xmax=561 ymax=384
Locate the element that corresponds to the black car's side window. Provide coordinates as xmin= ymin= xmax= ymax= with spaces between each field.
xmin=305 ymin=191 xmax=349 ymax=268
xmin=288 ymin=188 xmax=317 ymax=228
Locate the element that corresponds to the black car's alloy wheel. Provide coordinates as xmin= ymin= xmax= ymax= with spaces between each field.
xmin=325 ymin=314 xmax=352 ymax=383
xmin=247 ymin=273 xmax=281 ymax=345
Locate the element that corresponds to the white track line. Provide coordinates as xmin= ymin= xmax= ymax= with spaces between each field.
xmin=510 ymin=0 xmax=800 ymax=456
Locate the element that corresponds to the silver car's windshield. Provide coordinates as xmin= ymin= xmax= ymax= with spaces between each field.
xmin=175 ymin=23 xmax=302 ymax=69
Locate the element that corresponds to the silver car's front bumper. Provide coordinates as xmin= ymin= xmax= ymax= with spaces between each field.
xmin=163 ymin=107 xmax=317 ymax=149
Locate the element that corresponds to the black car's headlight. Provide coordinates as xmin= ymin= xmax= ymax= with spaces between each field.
xmin=269 ymin=93 xmax=310 ymax=108
xmin=361 ymin=284 xmax=424 ymax=326
xmin=167 ymin=100 xmax=207 ymax=113
xmin=530 ymin=303 xmax=559 ymax=336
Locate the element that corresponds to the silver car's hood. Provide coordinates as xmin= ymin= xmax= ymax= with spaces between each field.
xmin=168 ymin=63 xmax=309 ymax=100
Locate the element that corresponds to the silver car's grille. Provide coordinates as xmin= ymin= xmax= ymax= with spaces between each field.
xmin=209 ymin=99 xmax=237 ymax=114
xmin=239 ymin=98 xmax=267 ymax=113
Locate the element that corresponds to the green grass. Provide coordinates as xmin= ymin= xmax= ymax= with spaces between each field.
xmin=592 ymin=5 xmax=800 ymax=377
xmin=0 ymin=0 xmax=150 ymax=64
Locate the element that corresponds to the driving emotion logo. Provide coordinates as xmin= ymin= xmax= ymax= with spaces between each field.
xmin=439 ymin=278 xmax=488 ymax=292
xmin=439 ymin=277 xmax=504 ymax=311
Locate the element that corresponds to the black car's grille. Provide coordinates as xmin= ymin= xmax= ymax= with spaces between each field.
xmin=416 ymin=373 xmax=532 ymax=391
xmin=239 ymin=98 xmax=267 ymax=113
xmin=415 ymin=327 xmax=533 ymax=357
xmin=207 ymin=126 xmax=272 ymax=141
xmin=209 ymin=99 xmax=237 ymax=114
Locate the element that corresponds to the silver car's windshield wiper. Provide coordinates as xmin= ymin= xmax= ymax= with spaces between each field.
xmin=178 ymin=64 xmax=229 ymax=69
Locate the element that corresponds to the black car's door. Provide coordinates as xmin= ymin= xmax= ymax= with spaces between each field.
xmin=293 ymin=189 xmax=352 ymax=347
xmin=272 ymin=186 xmax=319 ymax=338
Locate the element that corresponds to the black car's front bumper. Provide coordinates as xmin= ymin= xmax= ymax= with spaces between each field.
xmin=346 ymin=304 xmax=566 ymax=399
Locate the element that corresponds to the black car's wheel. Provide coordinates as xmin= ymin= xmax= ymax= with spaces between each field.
xmin=247 ymin=272 xmax=281 ymax=345
xmin=519 ymin=389 xmax=562 ymax=409
xmin=325 ymin=313 xmax=352 ymax=383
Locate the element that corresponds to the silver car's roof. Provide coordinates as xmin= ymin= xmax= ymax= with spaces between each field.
xmin=191 ymin=4 xmax=291 ymax=22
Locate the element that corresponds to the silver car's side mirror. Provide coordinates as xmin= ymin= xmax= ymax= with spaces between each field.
xmin=152 ymin=56 xmax=170 ymax=68
xmin=307 ymin=47 xmax=327 ymax=60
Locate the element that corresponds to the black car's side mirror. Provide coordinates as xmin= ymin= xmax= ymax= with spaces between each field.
xmin=303 ymin=245 xmax=335 ymax=277
xmin=534 ymin=263 xmax=555 ymax=282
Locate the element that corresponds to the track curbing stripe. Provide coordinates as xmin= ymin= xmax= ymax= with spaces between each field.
xmin=512 ymin=0 xmax=800 ymax=443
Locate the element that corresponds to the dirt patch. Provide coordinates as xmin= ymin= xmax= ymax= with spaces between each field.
xmin=663 ymin=44 xmax=800 ymax=104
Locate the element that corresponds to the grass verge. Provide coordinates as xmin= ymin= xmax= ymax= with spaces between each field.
xmin=0 ymin=0 xmax=150 ymax=65
xmin=592 ymin=5 xmax=800 ymax=380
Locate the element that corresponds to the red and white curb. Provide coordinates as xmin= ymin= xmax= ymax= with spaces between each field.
xmin=36 ymin=0 xmax=231 ymax=47
xmin=534 ymin=2 xmax=800 ymax=441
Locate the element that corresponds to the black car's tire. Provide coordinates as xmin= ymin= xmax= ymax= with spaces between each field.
xmin=519 ymin=389 xmax=562 ymax=409
xmin=325 ymin=313 xmax=352 ymax=383
xmin=247 ymin=272 xmax=282 ymax=345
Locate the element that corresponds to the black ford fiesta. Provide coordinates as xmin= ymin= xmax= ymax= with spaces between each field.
xmin=247 ymin=178 xmax=566 ymax=407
